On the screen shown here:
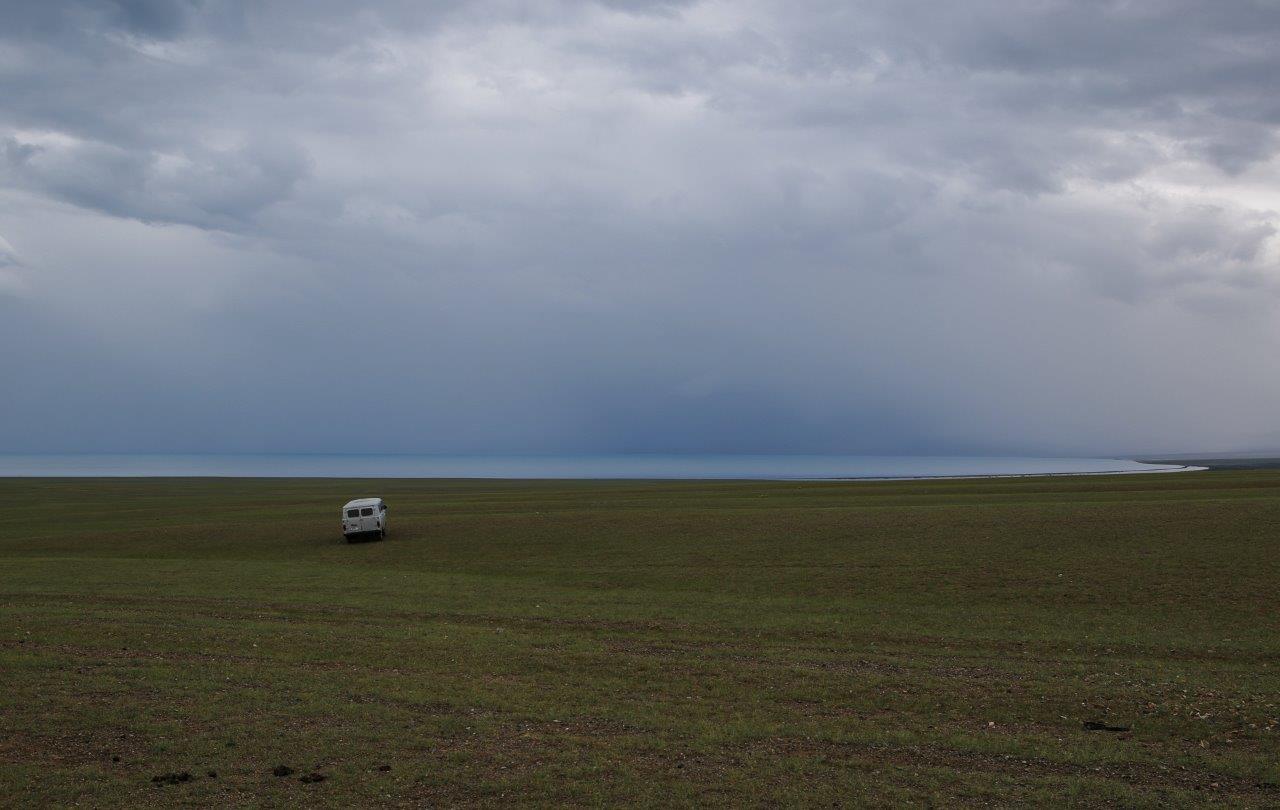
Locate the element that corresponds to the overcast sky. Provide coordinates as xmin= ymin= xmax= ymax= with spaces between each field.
xmin=2 ymin=0 xmax=1278 ymax=456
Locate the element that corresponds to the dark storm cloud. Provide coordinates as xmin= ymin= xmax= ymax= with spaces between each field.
xmin=1 ymin=0 xmax=1278 ymax=454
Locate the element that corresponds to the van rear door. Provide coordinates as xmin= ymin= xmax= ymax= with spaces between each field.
xmin=358 ymin=505 xmax=377 ymax=532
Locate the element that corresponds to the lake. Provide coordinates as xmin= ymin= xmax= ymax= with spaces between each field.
xmin=0 ymin=454 xmax=1201 ymax=479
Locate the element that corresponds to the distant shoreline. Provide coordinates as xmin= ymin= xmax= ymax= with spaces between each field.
xmin=0 ymin=453 xmax=1208 ymax=480
xmin=0 ymin=464 xmax=1209 ymax=481
xmin=835 ymin=465 xmax=1208 ymax=482
xmin=1137 ymin=456 xmax=1280 ymax=471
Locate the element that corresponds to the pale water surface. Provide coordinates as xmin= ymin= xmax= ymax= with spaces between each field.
xmin=0 ymin=454 xmax=1201 ymax=479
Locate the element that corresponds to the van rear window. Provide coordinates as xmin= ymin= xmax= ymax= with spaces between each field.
xmin=360 ymin=507 xmax=374 ymax=516
xmin=346 ymin=509 xmax=359 ymax=518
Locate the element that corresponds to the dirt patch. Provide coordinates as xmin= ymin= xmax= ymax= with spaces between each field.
xmin=752 ymin=736 xmax=1279 ymax=798
xmin=0 ymin=729 xmax=149 ymax=768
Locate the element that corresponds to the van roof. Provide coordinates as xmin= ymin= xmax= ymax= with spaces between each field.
xmin=343 ymin=497 xmax=383 ymax=508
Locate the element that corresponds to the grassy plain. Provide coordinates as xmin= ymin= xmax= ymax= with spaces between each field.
xmin=1 ymin=472 xmax=1278 ymax=807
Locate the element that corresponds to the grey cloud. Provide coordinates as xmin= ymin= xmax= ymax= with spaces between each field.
xmin=3 ymin=135 xmax=309 ymax=230
xmin=1 ymin=0 xmax=197 ymax=42
xmin=107 ymin=0 xmax=194 ymax=37
xmin=1193 ymin=126 xmax=1279 ymax=175
xmin=0 ymin=233 xmax=18 ymax=268
xmin=0 ymin=0 xmax=1278 ymax=455
xmin=0 ymin=233 xmax=23 ymax=296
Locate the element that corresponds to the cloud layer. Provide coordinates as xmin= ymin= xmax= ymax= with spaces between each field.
xmin=2 ymin=0 xmax=1279 ymax=454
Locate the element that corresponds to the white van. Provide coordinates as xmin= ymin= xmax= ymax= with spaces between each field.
xmin=342 ymin=497 xmax=388 ymax=541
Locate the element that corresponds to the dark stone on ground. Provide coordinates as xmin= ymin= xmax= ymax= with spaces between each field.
xmin=377 ymin=764 xmax=391 ymax=772
xmin=151 ymin=772 xmax=192 ymax=785
xmin=272 ymin=765 xmax=295 ymax=777
xmin=300 ymin=772 xmax=327 ymax=783
xmin=207 ymin=770 xmax=218 ymax=778
xmin=111 ymin=755 xmax=120 ymax=762
xmin=1082 ymin=720 xmax=1131 ymax=732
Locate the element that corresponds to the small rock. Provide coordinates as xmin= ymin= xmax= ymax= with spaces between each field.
xmin=377 ymin=765 xmax=391 ymax=772
xmin=207 ymin=770 xmax=218 ymax=778
xmin=300 ymin=772 xmax=327 ymax=784
xmin=111 ymin=755 xmax=120 ymax=763
xmin=1082 ymin=720 xmax=1130 ymax=732
xmin=151 ymin=771 xmax=192 ymax=785
xmin=272 ymin=765 xmax=295 ymax=777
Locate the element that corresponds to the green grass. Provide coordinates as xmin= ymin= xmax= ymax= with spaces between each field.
xmin=1 ymin=473 xmax=1278 ymax=807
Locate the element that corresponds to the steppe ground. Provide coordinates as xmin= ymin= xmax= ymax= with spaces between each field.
xmin=1 ymin=473 xmax=1278 ymax=807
